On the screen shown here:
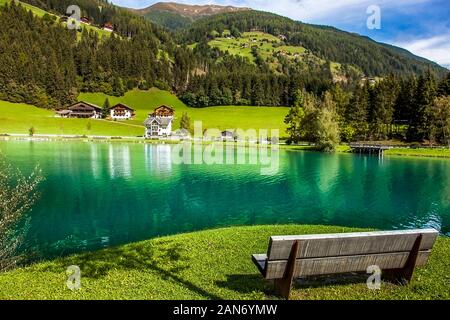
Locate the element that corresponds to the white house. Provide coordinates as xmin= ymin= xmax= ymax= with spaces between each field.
xmin=144 ymin=106 xmax=175 ymax=138
xmin=110 ymin=103 xmax=135 ymax=120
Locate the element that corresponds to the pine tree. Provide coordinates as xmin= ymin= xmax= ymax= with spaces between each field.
xmin=408 ymin=71 xmax=437 ymax=141
xmin=346 ymin=83 xmax=369 ymax=140
xmin=368 ymin=75 xmax=399 ymax=139
xmin=102 ymin=98 xmax=111 ymax=118
xmin=428 ymin=96 xmax=450 ymax=147
xmin=438 ymin=72 xmax=450 ymax=96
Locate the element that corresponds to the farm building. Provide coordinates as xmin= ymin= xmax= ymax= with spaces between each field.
xmin=56 ymin=101 xmax=102 ymax=119
xmin=110 ymin=103 xmax=135 ymax=120
xmin=103 ymin=23 xmax=114 ymax=32
xmin=144 ymin=106 xmax=175 ymax=138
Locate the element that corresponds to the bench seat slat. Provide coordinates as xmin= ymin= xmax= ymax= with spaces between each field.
xmin=263 ymin=250 xmax=431 ymax=279
xmin=267 ymin=229 xmax=438 ymax=261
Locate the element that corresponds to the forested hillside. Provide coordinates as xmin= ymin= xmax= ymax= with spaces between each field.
xmin=1 ymin=0 xmax=448 ymax=135
xmin=0 ymin=1 xmax=197 ymax=108
xmin=180 ymin=11 xmax=446 ymax=77
xmin=141 ymin=9 xmax=192 ymax=30
xmin=132 ymin=2 xmax=251 ymax=30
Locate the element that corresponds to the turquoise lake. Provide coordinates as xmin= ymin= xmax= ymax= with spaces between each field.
xmin=1 ymin=140 xmax=449 ymax=259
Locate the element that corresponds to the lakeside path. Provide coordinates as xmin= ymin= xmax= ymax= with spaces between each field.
xmin=1 ymin=134 xmax=450 ymax=159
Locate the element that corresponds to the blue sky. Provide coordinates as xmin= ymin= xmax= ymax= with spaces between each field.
xmin=111 ymin=0 xmax=450 ymax=68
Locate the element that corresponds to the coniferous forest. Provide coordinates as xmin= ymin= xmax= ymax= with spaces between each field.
xmin=0 ymin=0 xmax=449 ymax=146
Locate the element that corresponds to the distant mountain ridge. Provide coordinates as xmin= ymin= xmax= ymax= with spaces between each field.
xmin=132 ymin=2 xmax=251 ymax=18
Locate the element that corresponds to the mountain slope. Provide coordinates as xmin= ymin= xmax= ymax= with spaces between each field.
xmin=134 ymin=2 xmax=251 ymax=18
xmin=131 ymin=2 xmax=251 ymax=30
xmin=181 ymin=11 xmax=447 ymax=77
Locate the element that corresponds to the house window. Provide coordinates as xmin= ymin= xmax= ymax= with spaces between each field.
xmin=150 ymin=125 xmax=159 ymax=134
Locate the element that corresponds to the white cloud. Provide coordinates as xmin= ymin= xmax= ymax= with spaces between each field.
xmin=393 ymin=35 xmax=450 ymax=68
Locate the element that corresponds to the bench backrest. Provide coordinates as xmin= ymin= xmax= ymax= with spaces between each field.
xmin=264 ymin=229 xmax=438 ymax=279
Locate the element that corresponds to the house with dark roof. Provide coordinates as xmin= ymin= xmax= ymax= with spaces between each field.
xmin=56 ymin=101 xmax=102 ymax=119
xmin=103 ymin=23 xmax=114 ymax=32
xmin=144 ymin=106 xmax=175 ymax=137
xmin=109 ymin=103 xmax=135 ymax=120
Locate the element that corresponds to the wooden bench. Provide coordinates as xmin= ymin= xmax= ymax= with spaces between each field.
xmin=252 ymin=228 xmax=438 ymax=299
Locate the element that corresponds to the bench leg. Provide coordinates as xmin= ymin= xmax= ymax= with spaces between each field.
xmin=384 ymin=234 xmax=423 ymax=285
xmin=274 ymin=240 xmax=299 ymax=300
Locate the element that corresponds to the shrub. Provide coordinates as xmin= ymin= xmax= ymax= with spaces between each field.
xmin=0 ymin=156 xmax=43 ymax=271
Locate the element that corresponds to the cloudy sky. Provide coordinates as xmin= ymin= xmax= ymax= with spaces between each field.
xmin=110 ymin=0 xmax=450 ymax=68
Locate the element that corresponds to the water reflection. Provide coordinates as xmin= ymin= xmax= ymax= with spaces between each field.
xmin=0 ymin=140 xmax=448 ymax=260
xmin=145 ymin=144 xmax=172 ymax=175
xmin=108 ymin=144 xmax=131 ymax=178
xmin=90 ymin=143 xmax=100 ymax=178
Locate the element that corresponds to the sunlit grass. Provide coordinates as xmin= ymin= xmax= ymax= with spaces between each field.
xmin=0 ymin=224 xmax=448 ymax=300
xmin=0 ymin=100 xmax=143 ymax=136
xmin=79 ymin=88 xmax=289 ymax=135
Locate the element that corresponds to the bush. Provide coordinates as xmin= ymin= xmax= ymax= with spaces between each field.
xmin=154 ymin=80 xmax=170 ymax=91
xmin=0 ymin=156 xmax=43 ymax=271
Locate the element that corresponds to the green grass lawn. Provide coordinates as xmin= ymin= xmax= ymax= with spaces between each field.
xmin=0 ymin=100 xmax=143 ymax=136
xmin=0 ymin=224 xmax=448 ymax=300
xmin=79 ymin=88 xmax=289 ymax=135
xmin=385 ymin=148 xmax=450 ymax=158
xmin=0 ymin=89 xmax=288 ymax=136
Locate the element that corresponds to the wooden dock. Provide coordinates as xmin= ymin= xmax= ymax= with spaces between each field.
xmin=349 ymin=143 xmax=395 ymax=156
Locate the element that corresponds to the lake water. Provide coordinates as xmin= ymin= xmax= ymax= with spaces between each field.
xmin=1 ymin=140 xmax=449 ymax=259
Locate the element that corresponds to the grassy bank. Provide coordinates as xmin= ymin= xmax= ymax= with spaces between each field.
xmin=0 ymin=225 xmax=448 ymax=300
xmin=385 ymin=148 xmax=450 ymax=158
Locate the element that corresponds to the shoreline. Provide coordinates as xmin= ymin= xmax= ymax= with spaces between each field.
xmin=1 ymin=134 xmax=450 ymax=159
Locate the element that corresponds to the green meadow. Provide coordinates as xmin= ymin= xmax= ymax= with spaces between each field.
xmin=79 ymin=88 xmax=289 ymax=134
xmin=206 ymin=31 xmax=364 ymax=81
xmin=0 ymin=225 xmax=448 ymax=300
xmin=0 ymin=100 xmax=143 ymax=136
xmin=208 ymin=31 xmax=309 ymax=70
xmin=0 ymin=88 xmax=289 ymax=136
